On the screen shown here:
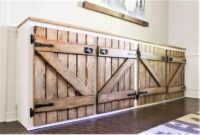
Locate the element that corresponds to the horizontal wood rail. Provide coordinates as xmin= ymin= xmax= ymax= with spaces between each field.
xmin=139 ymin=87 xmax=166 ymax=95
xmin=33 ymin=36 xmax=96 ymax=56
xmin=98 ymin=47 xmax=137 ymax=59
xmin=35 ymin=96 xmax=95 ymax=113
xmin=98 ymin=90 xmax=136 ymax=104
xmin=167 ymin=86 xmax=186 ymax=93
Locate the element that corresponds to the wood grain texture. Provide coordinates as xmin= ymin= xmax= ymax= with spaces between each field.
xmin=111 ymin=39 xmax=119 ymax=111
xmin=68 ymin=32 xmax=77 ymax=119
xmin=97 ymin=37 xmax=106 ymax=113
xmin=46 ymin=28 xmax=58 ymax=124
xmin=35 ymin=96 xmax=95 ymax=113
xmin=86 ymin=35 xmax=96 ymax=116
xmin=34 ymin=26 xmax=47 ymax=126
xmin=57 ymin=30 xmax=68 ymax=122
xmin=104 ymin=38 xmax=112 ymax=112
xmin=83 ymin=1 xmax=149 ymax=27
xmin=36 ymin=51 xmax=93 ymax=96
xmin=98 ymin=59 xmax=135 ymax=95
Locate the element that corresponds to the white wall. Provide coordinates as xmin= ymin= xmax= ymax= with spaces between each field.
xmin=0 ymin=1 xmax=9 ymax=122
xmin=168 ymin=0 xmax=200 ymax=98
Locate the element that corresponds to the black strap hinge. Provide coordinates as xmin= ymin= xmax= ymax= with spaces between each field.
xmin=30 ymin=108 xmax=34 ymax=117
xmin=30 ymin=34 xmax=35 ymax=44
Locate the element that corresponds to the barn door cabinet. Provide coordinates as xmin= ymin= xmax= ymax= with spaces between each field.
xmin=16 ymin=17 xmax=186 ymax=130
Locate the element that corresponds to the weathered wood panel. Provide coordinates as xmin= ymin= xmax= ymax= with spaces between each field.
xmin=138 ymin=44 xmax=167 ymax=105
xmin=33 ymin=26 xmax=95 ymax=125
xmin=97 ymin=39 xmax=137 ymax=113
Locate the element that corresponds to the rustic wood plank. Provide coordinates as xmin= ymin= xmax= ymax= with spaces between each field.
xmin=97 ymin=37 xmax=106 ymax=113
xmin=104 ymin=38 xmax=112 ymax=112
xmin=46 ymin=28 xmax=58 ymax=124
xmin=34 ymin=55 xmax=46 ymax=125
xmin=86 ymin=35 xmax=95 ymax=116
xmin=168 ymin=86 xmax=185 ymax=93
xmin=124 ymin=41 xmax=130 ymax=108
xmin=111 ymin=39 xmax=119 ymax=111
xmin=36 ymin=51 xmax=93 ymax=96
xmin=168 ymin=64 xmax=185 ymax=87
xmin=98 ymin=47 xmax=137 ymax=59
xmin=140 ymin=87 xmax=166 ymax=95
xmin=83 ymin=1 xmax=149 ymax=27
xmin=140 ymin=51 xmax=164 ymax=61
xmin=67 ymin=32 xmax=78 ymax=119
xmin=118 ymin=40 xmax=125 ymax=109
xmin=77 ymin=33 xmax=87 ymax=118
xmin=98 ymin=90 xmax=136 ymax=104
xmin=140 ymin=59 xmax=165 ymax=86
xmin=138 ymin=44 xmax=146 ymax=105
xmin=35 ymin=96 xmax=95 ymax=113
xmin=99 ymin=58 xmax=135 ymax=95
xmin=33 ymin=26 xmax=47 ymax=126
xmin=57 ymin=30 xmax=68 ymax=122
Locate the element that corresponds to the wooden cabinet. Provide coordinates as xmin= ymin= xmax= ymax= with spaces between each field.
xmin=17 ymin=17 xmax=186 ymax=130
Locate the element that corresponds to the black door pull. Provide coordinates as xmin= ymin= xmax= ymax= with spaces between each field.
xmin=35 ymin=103 xmax=54 ymax=108
xmin=100 ymin=48 xmax=108 ymax=55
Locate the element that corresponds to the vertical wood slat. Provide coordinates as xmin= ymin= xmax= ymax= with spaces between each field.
xmin=68 ymin=32 xmax=77 ymax=119
xmin=46 ymin=28 xmax=58 ymax=124
xmin=118 ymin=41 xmax=125 ymax=109
xmin=97 ymin=37 xmax=106 ymax=113
xmin=111 ymin=39 xmax=119 ymax=111
xmin=57 ymin=30 xmax=68 ymax=121
xmin=139 ymin=44 xmax=146 ymax=105
xmin=34 ymin=26 xmax=46 ymax=126
xmin=129 ymin=42 xmax=135 ymax=107
xmin=104 ymin=38 xmax=112 ymax=112
xmin=77 ymin=33 xmax=87 ymax=118
xmin=124 ymin=42 xmax=130 ymax=108
xmin=86 ymin=35 xmax=95 ymax=116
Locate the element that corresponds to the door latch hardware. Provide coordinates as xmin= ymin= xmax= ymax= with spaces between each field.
xmin=35 ymin=43 xmax=54 ymax=48
xmin=100 ymin=48 xmax=108 ymax=55
xmin=35 ymin=103 xmax=54 ymax=108
xmin=135 ymin=91 xmax=148 ymax=100
xmin=127 ymin=92 xmax=137 ymax=100
xmin=84 ymin=47 xmax=93 ymax=54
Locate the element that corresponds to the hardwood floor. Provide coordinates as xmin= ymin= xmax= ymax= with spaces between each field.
xmin=0 ymin=97 xmax=199 ymax=134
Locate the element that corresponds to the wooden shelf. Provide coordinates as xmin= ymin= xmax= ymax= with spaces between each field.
xmin=83 ymin=1 xmax=149 ymax=27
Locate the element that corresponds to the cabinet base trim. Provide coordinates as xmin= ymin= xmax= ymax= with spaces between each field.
xmin=26 ymin=97 xmax=184 ymax=131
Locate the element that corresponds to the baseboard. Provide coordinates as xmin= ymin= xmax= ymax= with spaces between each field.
xmin=185 ymin=89 xmax=200 ymax=99
xmin=5 ymin=110 xmax=17 ymax=122
xmin=27 ymin=97 xmax=184 ymax=131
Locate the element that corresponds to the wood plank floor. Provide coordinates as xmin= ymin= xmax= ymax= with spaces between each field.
xmin=0 ymin=97 xmax=199 ymax=134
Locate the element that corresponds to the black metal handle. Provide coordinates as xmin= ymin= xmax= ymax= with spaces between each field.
xmin=127 ymin=93 xmax=137 ymax=96
xmin=168 ymin=57 xmax=173 ymax=62
xmin=35 ymin=43 xmax=54 ymax=48
xmin=139 ymin=91 xmax=148 ymax=96
xmin=35 ymin=103 xmax=54 ymax=108
xmin=100 ymin=48 xmax=108 ymax=55
xmin=161 ymin=56 xmax=167 ymax=61
xmin=84 ymin=47 xmax=93 ymax=54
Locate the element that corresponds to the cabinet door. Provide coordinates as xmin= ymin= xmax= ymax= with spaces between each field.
xmin=97 ymin=38 xmax=138 ymax=113
xmin=166 ymin=50 xmax=185 ymax=100
xmin=138 ymin=44 xmax=167 ymax=105
xmin=33 ymin=26 xmax=96 ymax=126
